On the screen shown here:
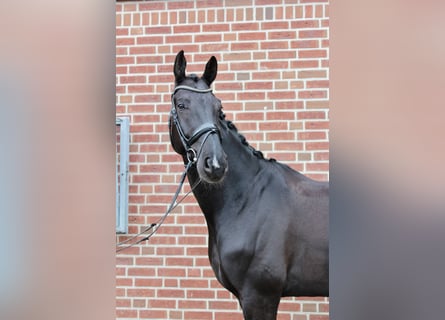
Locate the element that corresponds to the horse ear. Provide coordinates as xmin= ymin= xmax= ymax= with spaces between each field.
xmin=202 ymin=56 xmax=218 ymax=86
xmin=174 ymin=50 xmax=187 ymax=84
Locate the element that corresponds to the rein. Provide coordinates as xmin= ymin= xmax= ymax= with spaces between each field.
xmin=116 ymin=85 xmax=216 ymax=253
xmin=116 ymin=161 xmax=199 ymax=252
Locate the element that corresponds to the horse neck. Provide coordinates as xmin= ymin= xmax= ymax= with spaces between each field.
xmin=186 ymin=122 xmax=265 ymax=226
xmin=222 ymin=127 xmax=265 ymax=185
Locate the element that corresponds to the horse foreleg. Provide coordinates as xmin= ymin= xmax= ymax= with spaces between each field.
xmin=239 ymin=290 xmax=281 ymax=320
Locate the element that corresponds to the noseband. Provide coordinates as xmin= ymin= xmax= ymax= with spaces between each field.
xmin=170 ymin=85 xmax=220 ymax=164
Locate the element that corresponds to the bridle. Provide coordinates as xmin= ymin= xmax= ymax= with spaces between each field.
xmin=170 ymin=85 xmax=221 ymax=164
xmin=116 ymin=85 xmax=220 ymax=252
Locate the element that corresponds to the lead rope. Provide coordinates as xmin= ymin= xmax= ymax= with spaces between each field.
xmin=116 ymin=130 xmax=215 ymax=253
xmin=116 ymin=161 xmax=199 ymax=253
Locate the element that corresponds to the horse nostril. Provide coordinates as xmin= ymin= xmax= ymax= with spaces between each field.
xmin=200 ymin=155 xmax=227 ymax=183
xmin=204 ymin=156 xmax=222 ymax=174
xmin=204 ymin=157 xmax=211 ymax=170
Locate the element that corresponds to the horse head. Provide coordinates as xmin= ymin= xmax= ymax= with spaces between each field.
xmin=169 ymin=50 xmax=228 ymax=184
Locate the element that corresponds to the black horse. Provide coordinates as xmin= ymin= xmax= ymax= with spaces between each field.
xmin=169 ymin=50 xmax=328 ymax=320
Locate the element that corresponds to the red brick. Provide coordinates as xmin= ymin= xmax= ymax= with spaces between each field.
xmin=223 ymin=52 xmax=251 ymax=61
xmin=298 ymin=70 xmax=326 ymax=78
xmin=307 ymin=100 xmax=329 ymax=109
xmin=215 ymin=312 xmax=243 ymax=320
xmin=165 ymin=35 xmax=192 ymax=44
xmin=116 ymin=309 xmax=137 ymax=318
xmin=231 ymin=42 xmax=259 ymax=51
xmin=178 ymin=236 xmax=207 ymax=245
xmin=116 ymin=37 xmax=135 ymax=46
xmin=139 ymin=2 xmax=165 ymax=10
xmin=239 ymin=32 xmax=266 ymax=41
xmin=230 ymin=62 xmax=257 ymax=71
xmin=149 ymin=299 xmax=176 ymax=309
xmin=307 ymin=80 xmax=329 ymax=88
xmin=165 ymin=257 xmax=194 ymax=266
xmin=116 ymin=56 xmax=134 ymax=65
xmin=275 ymin=142 xmax=304 ymax=151
xmin=299 ymin=49 xmax=328 ymax=59
xmin=252 ymin=71 xmax=280 ymax=80
xmin=195 ymin=33 xmax=222 ymax=42
xmin=119 ymin=75 xmax=146 ymax=84
xmin=319 ymin=302 xmax=330 ymax=312
xmin=196 ymin=0 xmax=223 ymax=8
xmin=157 ymin=289 xmax=185 ymax=298
xmin=256 ymin=0 xmax=281 ymax=4
xmin=292 ymin=60 xmax=319 ymax=69
xmin=269 ymin=51 xmax=296 ymax=59
xmin=184 ymin=225 xmax=208 ymax=234
xmin=266 ymin=112 xmax=295 ymax=120
xmin=184 ymin=311 xmax=213 ymax=320
xmin=158 ymin=268 xmax=186 ymax=277
xmin=306 ymin=162 xmax=329 ymax=172
xmin=216 ymin=82 xmax=243 ymax=91
xmin=139 ymin=310 xmax=168 ymax=319
xmin=128 ymin=267 xmax=156 ymax=277
xmin=203 ymin=23 xmax=230 ymax=32
xmin=261 ymin=41 xmax=290 ymax=50
xmin=268 ymin=31 xmax=296 ymax=39
xmin=298 ymin=90 xmax=327 ymax=99
xmin=299 ymin=29 xmax=328 ymax=38
xmin=209 ymin=300 xmax=239 ymax=309
xmin=275 ymin=100 xmax=303 ymax=110
xmin=261 ymin=21 xmax=289 ymax=29
xmin=135 ymin=257 xmax=164 ymax=266
xmin=305 ymin=141 xmax=329 ymax=150
xmin=236 ymin=112 xmax=265 ymax=121
xmin=268 ymin=91 xmax=296 ymax=100
xmin=267 ymin=132 xmax=295 ymax=141
xmin=279 ymin=301 xmax=302 ymax=312
xmin=127 ymin=85 xmax=154 ymax=94
xmin=164 ymin=278 xmax=178 ymax=287
xmin=187 ymin=289 xmax=215 ymax=299
xmin=225 ymin=0 xmax=251 ymax=6
xmin=156 ymin=247 xmax=184 ymax=256
xmin=137 ymin=55 xmax=163 ymax=65
xmin=238 ymin=92 xmax=265 ymax=100
xmin=314 ymin=152 xmax=329 ymax=161
xmin=129 ymin=65 xmax=156 ymax=74
xmin=309 ymin=315 xmax=329 ymax=320
xmin=261 ymin=60 xmax=289 ymax=69
xmin=298 ymin=111 xmax=327 ymax=119
xmin=298 ymin=131 xmax=327 ymax=140
xmin=232 ymin=22 xmax=259 ymax=31
xmin=116 ymin=298 xmax=131 ymax=308
xmin=259 ymin=122 xmax=288 ymax=131
xmin=178 ymin=299 xmax=207 ymax=309
xmin=167 ymin=1 xmax=194 ymax=9
xmin=135 ymin=278 xmax=163 ymax=287
xmin=127 ymin=288 xmax=155 ymax=297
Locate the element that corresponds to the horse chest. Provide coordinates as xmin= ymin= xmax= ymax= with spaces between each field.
xmin=207 ymin=235 xmax=250 ymax=297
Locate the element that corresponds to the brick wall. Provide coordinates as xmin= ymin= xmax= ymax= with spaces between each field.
xmin=116 ymin=0 xmax=329 ymax=319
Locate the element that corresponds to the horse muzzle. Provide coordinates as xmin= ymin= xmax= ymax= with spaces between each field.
xmin=196 ymin=134 xmax=228 ymax=184
xmin=202 ymin=154 xmax=228 ymax=183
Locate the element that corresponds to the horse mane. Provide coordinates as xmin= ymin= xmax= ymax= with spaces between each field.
xmin=218 ymin=110 xmax=276 ymax=163
xmin=188 ymin=74 xmax=199 ymax=81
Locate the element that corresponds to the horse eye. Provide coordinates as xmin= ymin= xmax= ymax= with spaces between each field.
xmin=177 ymin=103 xmax=185 ymax=110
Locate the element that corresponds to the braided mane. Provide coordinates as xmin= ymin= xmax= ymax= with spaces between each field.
xmin=218 ymin=110 xmax=276 ymax=162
